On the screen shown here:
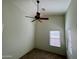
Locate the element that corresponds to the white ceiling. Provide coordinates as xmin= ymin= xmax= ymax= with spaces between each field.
xmin=11 ymin=0 xmax=71 ymax=16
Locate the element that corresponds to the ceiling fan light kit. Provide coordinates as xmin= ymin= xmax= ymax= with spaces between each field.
xmin=25 ymin=0 xmax=49 ymax=22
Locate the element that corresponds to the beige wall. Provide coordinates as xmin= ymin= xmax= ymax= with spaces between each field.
xmin=2 ymin=0 xmax=35 ymax=59
xmin=2 ymin=0 xmax=77 ymax=59
xmin=65 ymin=0 xmax=77 ymax=59
xmin=35 ymin=15 xmax=66 ymax=55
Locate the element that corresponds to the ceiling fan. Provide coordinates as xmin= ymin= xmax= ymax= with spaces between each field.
xmin=25 ymin=0 xmax=49 ymax=22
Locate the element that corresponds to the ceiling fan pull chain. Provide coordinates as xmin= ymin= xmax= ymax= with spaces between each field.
xmin=38 ymin=19 xmax=42 ymax=22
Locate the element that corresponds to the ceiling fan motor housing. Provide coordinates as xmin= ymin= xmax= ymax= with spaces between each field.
xmin=35 ymin=12 xmax=40 ymax=19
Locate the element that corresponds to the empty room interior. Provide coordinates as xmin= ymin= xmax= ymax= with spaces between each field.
xmin=2 ymin=0 xmax=77 ymax=59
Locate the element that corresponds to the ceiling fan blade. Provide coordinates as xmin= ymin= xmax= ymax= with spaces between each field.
xmin=25 ymin=16 xmax=34 ymax=18
xmin=32 ymin=19 xmax=42 ymax=22
xmin=32 ymin=19 xmax=36 ymax=22
xmin=40 ymin=18 xmax=48 ymax=20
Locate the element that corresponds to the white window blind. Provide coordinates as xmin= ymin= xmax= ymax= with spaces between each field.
xmin=49 ymin=31 xmax=61 ymax=47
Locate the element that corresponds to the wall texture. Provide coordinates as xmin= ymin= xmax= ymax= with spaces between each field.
xmin=65 ymin=0 xmax=77 ymax=59
xmin=2 ymin=0 xmax=35 ymax=59
xmin=35 ymin=15 xmax=66 ymax=55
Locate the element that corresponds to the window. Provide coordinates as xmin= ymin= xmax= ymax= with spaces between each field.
xmin=49 ymin=31 xmax=61 ymax=47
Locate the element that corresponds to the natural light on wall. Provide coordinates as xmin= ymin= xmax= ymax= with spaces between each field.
xmin=68 ymin=30 xmax=72 ymax=55
xmin=49 ymin=31 xmax=61 ymax=47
